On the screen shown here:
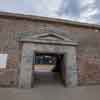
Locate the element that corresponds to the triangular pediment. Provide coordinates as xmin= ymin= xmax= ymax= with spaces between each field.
xmin=20 ymin=33 xmax=78 ymax=46
xmin=37 ymin=34 xmax=63 ymax=41
xmin=26 ymin=33 xmax=73 ymax=42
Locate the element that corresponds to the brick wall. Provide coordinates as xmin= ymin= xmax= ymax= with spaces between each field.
xmin=0 ymin=16 xmax=100 ymax=86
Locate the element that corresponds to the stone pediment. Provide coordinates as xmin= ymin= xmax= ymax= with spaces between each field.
xmin=20 ymin=33 xmax=78 ymax=46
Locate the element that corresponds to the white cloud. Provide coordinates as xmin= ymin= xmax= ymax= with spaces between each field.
xmin=0 ymin=0 xmax=62 ymax=17
xmin=78 ymin=0 xmax=100 ymax=23
xmin=30 ymin=0 xmax=62 ymax=17
xmin=80 ymin=0 xmax=95 ymax=7
xmin=80 ymin=8 xmax=99 ymax=18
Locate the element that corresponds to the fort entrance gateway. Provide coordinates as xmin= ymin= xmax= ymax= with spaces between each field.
xmin=18 ymin=33 xmax=78 ymax=88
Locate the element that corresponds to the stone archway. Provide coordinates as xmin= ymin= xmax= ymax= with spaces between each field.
xmin=18 ymin=33 xmax=78 ymax=88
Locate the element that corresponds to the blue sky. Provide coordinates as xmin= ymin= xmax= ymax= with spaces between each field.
xmin=0 ymin=0 xmax=100 ymax=24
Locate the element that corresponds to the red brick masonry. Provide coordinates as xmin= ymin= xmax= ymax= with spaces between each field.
xmin=0 ymin=11 xmax=100 ymax=86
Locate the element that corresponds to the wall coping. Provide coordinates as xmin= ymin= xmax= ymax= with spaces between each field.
xmin=0 ymin=11 xmax=100 ymax=29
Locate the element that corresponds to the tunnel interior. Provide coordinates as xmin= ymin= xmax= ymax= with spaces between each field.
xmin=32 ymin=52 xmax=66 ymax=86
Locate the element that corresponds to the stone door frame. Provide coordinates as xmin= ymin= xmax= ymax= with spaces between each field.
xmin=18 ymin=33 xmax=78 ymax=88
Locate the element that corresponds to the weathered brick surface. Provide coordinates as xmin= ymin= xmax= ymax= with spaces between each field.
xmin=0 ymin=14 xmax=100 ymax=86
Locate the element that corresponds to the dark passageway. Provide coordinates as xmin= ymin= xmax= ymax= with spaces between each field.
xmin=32 ymin=53 xmax=66 ymax=87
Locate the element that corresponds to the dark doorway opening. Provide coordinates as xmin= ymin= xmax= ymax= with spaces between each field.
xmin=32 ymin=52 xmax=66 ymax=87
